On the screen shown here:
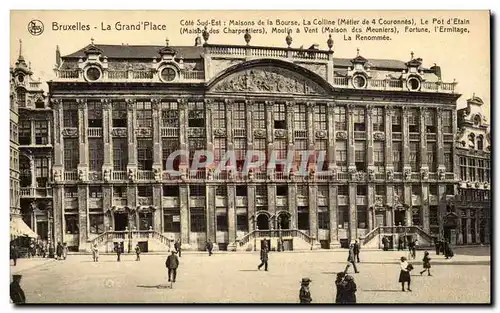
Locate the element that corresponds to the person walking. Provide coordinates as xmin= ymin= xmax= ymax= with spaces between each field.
xmin=397 ymin=236 xmax=403 ymax=251
xmin=174 ymin=239 xmax=182 ymax=258
xmin=92 ymin=244 xmax=99 ymax=262
xmin=353 ymin=240 xmax=361 ymax=262
xmin=56 ymin=242 xmax=63 ymax=260
xmin=62 ymin=243 xmax=68 ymax=260
xmin=420 ymin=251 xmax=432 ymax=276
xmin=299 ymin=278 xmax=312 ymax=303
xmin=10 ymin=275 xmax=26 ymax=304
xmin=335 ymin=272 xmax=357 ymax=304
xmin=10 ymin=244 xmax=18 ymax=266
xmin=434 ymin=238 xmax=441 ymax=255
xmin=347 ymin=244 xmax=359 ymax=273
xmin=399 ymin=256 xmax=413 ymax=292
xmin=166 ymin=251 xmax=179 ymax=283
xmin=382 ymin=236 xmax=389 ymax=251
xmin=257 ymin=242 xmax=269 ymax=271
xmin=135 ymin=244 xmax=141 ymax=261
xmin=114 ymin=243 xmax=121 ymax=262
xmin=407 ymin=238 xmax=415 ymax=260
xmin=206 ymin=239 xmax=214 ymax=256
xmin=444 ymin=239 xmax=454 ymax=259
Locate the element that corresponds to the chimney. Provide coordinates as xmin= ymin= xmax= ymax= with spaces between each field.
xmin=56 ymin=45 xmax=61 ymax=67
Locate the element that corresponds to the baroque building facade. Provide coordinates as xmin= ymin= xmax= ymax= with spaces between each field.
xmin=48 ymin=32 xmax=460 ymax=252
xmin=11 ymin=44 xmax=53 ymax=240
xmin=454 ymin=96 xmax=491 ymax=244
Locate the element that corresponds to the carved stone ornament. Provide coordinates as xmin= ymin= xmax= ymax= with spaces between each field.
xmin=76 ymin=98 xmax=86 ymax=110
xmin=421 ymin=168 xmax=429 ymax=180
xmin=404 ymin=168 xmax=412 ymax=181
xmin=315 ymin=130 xmax=327 ymax=139
xmin=254 ymin=129 xmax=266 ymax=139
xmin=386 ymin=168 xmax=394 ymax=181
xmin=336 ymin=131 xmax=347 ymax=140
xmin=103 ymin=169 xmax=111 ymax=182
xmin=62 ymin=128 xmax=78 ymax=137
xmin=349 ymin=167 xmax=358 ymax=181
xmin=53 ymin=169 xmax=61 ymax=182
xmin=151 ymin=98 xmax=160 ymax=111
xmin=78 ymin=169 xmax=86 ymax=182
xmin=466 ymin=181 xmax=472 ymax=188
xmin=248 ymin=169 xmax=254 ymax=181
xmin=367 ymin=168 xmax=375 ymax=181
xmin=111 ymin=128 xmax=127 ymax=137
xmin=214 ymin=128 xmax=226 ymax=137
xmin=50 ymin=99 xmax=62 ymax=109
xmin=373 ymin=132 xmax=385 ymax=141
xmin=484 ymin=182 xmax=489 ymax=189
xmin=274 ymin=129 xmax=286 ymax=138
xmin=177 ymin=98 xmax=187 ymax=110
xmin=374 ymin=195 xmax=384 ymax=207
xmin=101 ymin=99 xmax=111 ymax=110
xmin=138 ymin=198 xmax=152 ymax=206
xmin=289 ymin=168 xmax=295 ymax=181
xmin=126 ymin=98 xmax=136 ymax=110
xmin=136 ymin=127 xmax=152 ymax=137
xmin=475 ymin=181 xmax=480 ymax=188
xmin=128 ymin=168 xmax=136 ymax=182
xmin=211 ymin=67 xmax=327 ymax=95
xmin=438 ymin=168 xmax=446 ymax=180
xmin=154 ymin=168 xmax=161 ymax=182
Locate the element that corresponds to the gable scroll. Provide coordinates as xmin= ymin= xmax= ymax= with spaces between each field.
xmin=211 ymin=67 xmax=328 ymax=95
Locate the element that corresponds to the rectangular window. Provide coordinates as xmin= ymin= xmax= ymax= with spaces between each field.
xmin=334 ymin=106 xmax=346 ymax=131
xmin=65 ymin=186 xmax=78 ymax=198
xmin=236 ymin=186 xmax=247 ymax=197
xmin=469 ymin=159 xmax=476 ymax=181
xmin=89 ymin=138 xmax=104 ymax=172
xmin=137 ymin=139 xmax=153 ymax=170
xmin=214 ymin=138 xmax=226 ymax=164
xmin=277 ymin=185 xmax=288 ymax=196
xmin=233 ymin=102 xmax=246 ymax=130
xmin=444 ymin=143 xmax=453 ymax=172
xmin=64 ymin=138 xmax=79 ymax=170
xmin=412 ymin=207 xmax=421 ymax=226
xmin=190 ymin=208 xmax=206 ymax=232
xmin=63 ymin=107 xmax=78 ymax=128
xmin=253 ymin=138 xmax=266 ymax=172
xmin=163 ymin=185 xmax=179 ymax=197
xmin=273 ymin=103 xmax=286 ymax=129
xmin=375 ymin=185 xmax=385 ymax=196
xmin=408 ymin=108 xmax=419 ymax=133
xmin=89 ymin=186 xmax=103 ymax=198
xmin=357 ymin=207 xmax=367 ymax=228
xmin=112 ymin=100 xmax=127 ymax=127
xmin=216 ymin=213 xmax=228 ymax=231
xmin=314 ymin=104 xmax=327 ymax=131
xmin=164 ymin=210 xmax=181 ymax=232
xmin=19 ymin=120 xmax=31 ymax=145
xmin=35 ymin=157 xmax=49 ymax=187
xmin=460 ymin=157 xmax=467 ymax=180
xmin=412 ymin=185 xmax=420 ymax=196
xmin=275 ymin=139 xmax=287 ymax=172
xmin=393 ymin=141 xmax=402 ymax=172
xmin=318 ymin=208 xmax=329 ymax=230
xmin=215 ymin=185 xmax=226 ymax=197
xmin=34 ymin=120 xmax=48 ymax=145
xmin=336 ymin=141 xmax=347 ymax=171
xmin=161 ymin=101 xmax=179 ymax=127
xmin=442 ymin=111 xmax=452 ymax=134
xmin=317 ymin=185 xmax=328 ymax=197
xmin=409 ymin=142 xmax=420 ymax=171
xmin=113 ymin=186 xmax=126 ymax=198
xmin=254 ymin=103 xmax=266 ymax=130
xmin=357 ymin=185 xmax=367 ymax=196
xmin=355 ymin=141 xmax=365 ymax=171
xmin=136 ymin=100 xmax=152 ymax=128
xmin=213 ymin=102 xmax=226 ymax=130
xmin=353 ymin=107 xmax=365 ymax=131
xmin=394 ymin=185 xmax=404 ymax=197
xmin=112 ymin=138 xmax=128 ymax=171
xmin=446 ymin=185 xmax=454 ymax=195
xmin=255 ymin=185 xmax=267 ymax=198
xmin=392 ymin=108 xmax=402 ymax=133
xmin=189 ymin=185 xmax=205 ymax=197
xmin=162 ymin=138 xmax=179 ymax=170
xmin=234 ymin=138 xmax=246 ymax=170
xmin=89 ymin=214 xmax=104 ymax=234
xmin=188 ymin=138 xmax=205 ymax=167
xmin=427 ymin=143 xmax=436 ymax=172
xmin=297 ymin=207 xmax=309 ymax=230
xmin=338 ymin=185 xmax=348 ymax=196
xmin=188 ymin=101 xmax=205 ymax=127
xmin=138 ymin=186 xmax=153 ymax=197
xmin=485 ymin=160 xmax=490 ymax=183
xmin=373 ymin=107 xmax=384 ymax=132
xmin=429 ymin=185 xmax=438 ymax=196
xmin=237 ymin=214 xmax=248 ymax=231
xmin=338 ymin=206 xmax=349 ymax=229
xmin=316 ymin=139 xmax=328 ymax=171
xmin=374 ymin=142 xmax=385 ymax=173
xmin=87 ymin=100 xmax=103 ymax=128
xmin=64 ymin=215 xmax=79 ymax=234
xmin=425 ymin=109 xmax=436 ymax=133
xmin=294 ymin=104 xmax=307 ymax=130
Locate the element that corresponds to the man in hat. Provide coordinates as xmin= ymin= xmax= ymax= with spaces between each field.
xmin=174 ymin=239 xmax=182 ymax=258
xmin=10 ymin=244 xmax=18 ymax=266
xmin=166 ymin=250 xmax=179 ymax=283
xmin=299 ymin=278 xmax=312 ymax=303
xmin=10 ymin=275 xmax=25 ymax=304
xmin=353 ymin=240 xmax=361 ymax=263
xmin=114 ymin=242 xmax=121 ymax=262
xmin=135 ymin=243 xmax=141 ymax=261
xmin=347 ymin=243 xmax=359 ymax=273
xmin=206 ymin=239 xmax=214 ymax=256
xmin=257 ymin=242 xmax=269 ymax=271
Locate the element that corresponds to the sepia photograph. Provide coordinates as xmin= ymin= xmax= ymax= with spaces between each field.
xmin=8 ymin=10 xmax=491 ymax=304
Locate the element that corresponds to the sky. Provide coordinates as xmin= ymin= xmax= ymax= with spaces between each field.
xmin=10 ymin=10 xmax=490 ymax=116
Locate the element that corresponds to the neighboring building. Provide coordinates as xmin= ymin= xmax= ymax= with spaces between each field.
xmin=48 ymin=32 xmax=460 ymax=252
xmin=10 ymin=52 xmax=20 ymax=220
xmin=454 ymin=96 xmax=491 ymax=244
xmin=11 ymin=43 xmax=53 ymax=241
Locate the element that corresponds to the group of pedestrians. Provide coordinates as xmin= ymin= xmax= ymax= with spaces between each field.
xmin=435 ymin=238 xmax=454 ymax=259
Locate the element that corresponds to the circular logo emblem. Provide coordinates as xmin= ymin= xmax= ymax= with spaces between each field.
xmin=27 ymin=20 xmax=44 ymax=36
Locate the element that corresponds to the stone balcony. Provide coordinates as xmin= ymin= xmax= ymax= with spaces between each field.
xmin=20 ymin=187 xmax=52 ymax=198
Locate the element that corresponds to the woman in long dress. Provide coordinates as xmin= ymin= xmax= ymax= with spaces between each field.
xmin=398 ymin=256 xmax=412 ymax=292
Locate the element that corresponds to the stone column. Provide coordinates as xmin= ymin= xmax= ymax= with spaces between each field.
xmin=152 ymin=99 xmax=162 ymax=169
xmin=451 ymin=109 xmax=458 ymax=178
xmin=179 ymin=185 xmax=189 ymax=244
xmin=225 ymin=100 xmax=234 ymax=167
xmin=103 ymin=185 xmax=112 ymax=230
xmin=125 ymin=99 xmax=137 ymax=166
xmin=466 ymin=209 xmax=472 ymax=243
xmin=402 ymin=106 xmax=410 ymax=172
xmin=306 ymin=102 xmax=315 ymax=169
xmin=419 ymin=107 xmax=428 ymax=172
xmin=78 ymin=185 xmax=88 ymax=251
xmin=53 ymin=185 xmax=64 ymax=244
xmin=347 ymin=104 xmax=355 ymax=170
xmin=102 ymin=99 xmax=112 ymax=167
xmin=77 ymin=99 xmax=88 ymax=173
xmin=178 ymin=99 xmax=189 ymax=169
xmin=52 ymin=99 xmax=63 ymax=168
xmin=366 ymin=106 xmax=374 ymax=166
xmin=367 ymin=184 xmax=374 ymax=231
xmin=127 ymin=185 xmax=137 ymax=229
xmin=329 ymin=185 xmax=340 ymax=248
xmin=30 ymin=117 xmax=35 ymax=146
xmin=247 ymin=185 xmax=256 ymax=232
xmin=267 ymin=184 xmax=276 ymax=225
xmin=30 ymin=157 xmax=36 ymax=187
xmin=422 ymin=184 xmax=430 ymax=233
xmin=438 ymin=184 xmax=446 ymax=238
xmin=436 ymin=109 xmax=444 ymax=168
xmin=286 ymin=101 xmax=294 ymax=171
xmin=386 ymin=185 xmax=394 ymax=226
xmin=265 ymin=101 xmax=274 ymax=177
xmin=404 ymin=184 xmax=412 ymax=226
xmin=385 ymin=106 xmax=394 ymax=171
xmin=206 ymin=185 xmax=216 ymax=242
xmin=308 ymin=184 xmax=318 ymax=239
xmin=349 ymin=184 xmax=357 ymax=241
xmin=245 ymin=100 xmax=253 ymax=162
xmin=288 ymin=183 xmax=297 ymax=229
xmin=153 ymin=184 xmax=162 ymax=231
xmin=205 ymin=99 xmax=214 ymax=168
xmin=227 ymin=184 xmax=236 ymax=247
xmin=327 ymin=102 xmax=336 ymax=171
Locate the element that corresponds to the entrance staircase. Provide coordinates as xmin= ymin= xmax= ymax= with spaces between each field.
xmin=231 ymin=229 xmax=322 ymax=251
xmin=360 ymin=226 xmax=434 ymax=249
xmin=88 ymin=230 xmax=173 ymax=253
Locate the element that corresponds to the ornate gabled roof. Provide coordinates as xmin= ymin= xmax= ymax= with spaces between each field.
xmin=466 ymin=95 xmax=484 ymax=105
xmin=83 ymin=43 xmax=103 ymax=55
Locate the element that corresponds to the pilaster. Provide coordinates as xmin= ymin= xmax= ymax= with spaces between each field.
xmin=126 ymin=99 xmax=137 ymax=165
xmin=288 ymin=183 xmax=297 ymax=229
xmin=153 ymin=184 xmax=162 ymax=231
xmin=178 ymin=99 xmax=188 ymax=168
xmin=206 ymin=185 xmax=216 ymax=242
xmin=306 ymin=101 xmax=315 ymax=155
xmin=152 ymin=99 xmax=162 ymax=167
xmin=385 ymin=106 xmax=393 ymax=167
xmin=103 ymin=185 xmax=112 ymax=229
xmin=404 ymin=184 xmax=412 ymax=226
xmin=438 ymin=184 xmax=446 ymax=238
xmin=419 ymin=107 xmax=428 ymax=171
xmin=52 ymin=99 xmax=63 ymax=167
xmin=179 ymin=184 xmax=189 ymax=243
xmin=225 ymin=99 xmax=234 ymax=160
xmin=436 ymin=108 xmax=444 ymax=167
xmin=422 ymin=184 xmax=430 ymax=233
xmin=366 ymin=105 xmax=374 ymax=166
xmin=348 ymin=184 xmax=357 ymax=241
xmin=367 ymin=184 xmax=374 ymax=231
xmin=227 ymin=184 xmax=236 ymax=247
xmin=466 ymin=210 xmax=472 ymax=243
xmin=78 ymin=185 xmax=88 ymax=251
xmin=347 ymin=104 xmax=355 ymax=168
xmin=267 ymin=184 xmax=276 ymax=226
xmin=265 ymin=101 xmax=274 ymax=177
xmin=327 ymin=102 xmax=336 ymax=169
xmin=53 ymin=185 xmax=64 ymax=244
xmin=102 ymin=99 xmax=112 ymax=166
xmin=77 ymin=99 xmax=88 ymax=166
xmin=386 ymin=185 xmax=394 ymax=226
xmin=328 ymin=185 xmax=340 ymax=247
xmin=308 ymin=184 xmax=318 ymax=239
xmin=205 ymin=99 xmax=214 ymax=158
xmin=247 ymin=185 xmax=256 ymax=232
xmin=402 ymin=106 xmax=410 ymax=169
xmin=127 ymin=185 xmax=137 ymax=229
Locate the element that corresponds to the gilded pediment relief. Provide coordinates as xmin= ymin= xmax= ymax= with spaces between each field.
xmin=211 ymin=67 xmax=328 ymax=95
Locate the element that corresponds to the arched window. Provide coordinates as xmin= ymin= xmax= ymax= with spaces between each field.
xmin=477 ymin=135 xmax=484 ymax=151
xmin=16 ymin=88 xmax=26 ymax=106
xmin=468 ymin=133 xmax=475 ymax=148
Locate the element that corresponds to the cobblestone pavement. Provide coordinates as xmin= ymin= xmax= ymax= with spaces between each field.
xmin=10 ymin=247 xmax=490 ymax=304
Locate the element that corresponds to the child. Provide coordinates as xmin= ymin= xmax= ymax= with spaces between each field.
xmin=299 ymin=278 xmax=312 ymax=303
xmin=420 ymin=251 xmax=432 ymax=276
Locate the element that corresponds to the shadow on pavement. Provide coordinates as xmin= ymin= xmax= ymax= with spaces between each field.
xmin=137 ymin=284 xmax=172 ymax=289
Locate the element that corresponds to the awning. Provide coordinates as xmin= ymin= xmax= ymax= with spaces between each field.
xmin=10 ymin=217 xmax=38 ymax=238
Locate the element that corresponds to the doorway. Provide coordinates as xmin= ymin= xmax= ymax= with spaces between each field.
xmin=278 ymin=213 xmax=290 ymax=229
xmin=394 ymin=210 xmax=406 ymax=226
xmin=139 ymin=212 xmax=153 ymax=230
xmin=257 ymin=214 xmax=269 ymax=230
xmin=375 ymin=212 xmax=385 ymax=228
xmin=36 ymin=221 xmax=48 ymax=240
xmin=114 ymin=213 xmax=128 ymax=231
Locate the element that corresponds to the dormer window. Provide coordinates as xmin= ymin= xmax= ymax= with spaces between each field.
xmin=85 ymin=66 xmax=102 ymax=82
xmin=160 ymin=66 xmax=177 ymax=82
xmin=35 ymin=101 xmax=44 ymax=109
xmin=474 ymin=114 xmax=481 ymax=126
xmin=17 ymin=74 xmax=24 ymax=83
xmin=407 ymin=77 xmax=421 ymax=91
xmin=352 ymin=74 xmax=367 ymax=89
